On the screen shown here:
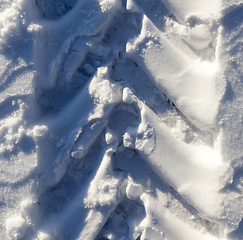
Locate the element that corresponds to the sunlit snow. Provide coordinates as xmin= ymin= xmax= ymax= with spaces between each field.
xmin=1 ymin=0 xmax=243 ymax=239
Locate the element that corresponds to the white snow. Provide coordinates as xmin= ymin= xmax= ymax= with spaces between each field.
xmin=1 ymin=0 xmax=243 ymax=239
xmin=20 ymin=199 xmax=40 ymax=225
xmin=6 ymin=216 xmax=27 ymax=239
xmin=161 ymin=0 xmax=221 ymax=23
xmin=126 ymin=15 xmax=225 ymax=132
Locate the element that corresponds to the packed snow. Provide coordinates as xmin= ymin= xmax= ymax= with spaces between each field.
xmin=1 ymin=0 xmax=243 ymax=239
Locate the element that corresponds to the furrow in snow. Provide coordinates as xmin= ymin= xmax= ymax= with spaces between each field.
xmin=34 ymin=66 xmax=122 ymax=194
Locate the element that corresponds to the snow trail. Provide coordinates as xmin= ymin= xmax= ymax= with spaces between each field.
xmin=1 ymin=0 xmax=243 ymax=239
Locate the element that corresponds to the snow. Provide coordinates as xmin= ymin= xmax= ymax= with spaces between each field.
xmin=6 ymin=216 xmax=28 ymax=239
xmin=122 ymin=90 xmax=227 ymax=221
xmin=127 ymin=15 xmax=224 ymax=132
xmin=1 ymin=0 xmax=243 ymax=239
xmin=161 ymin=0 xmax=221 ymax=23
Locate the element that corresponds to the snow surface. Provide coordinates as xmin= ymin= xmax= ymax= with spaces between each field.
xmin=1 ymin=0 xmax=243 ymax=239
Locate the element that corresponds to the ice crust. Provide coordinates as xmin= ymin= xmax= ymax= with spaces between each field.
xmin=0 ymin=0 xmax=243 ymax=240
